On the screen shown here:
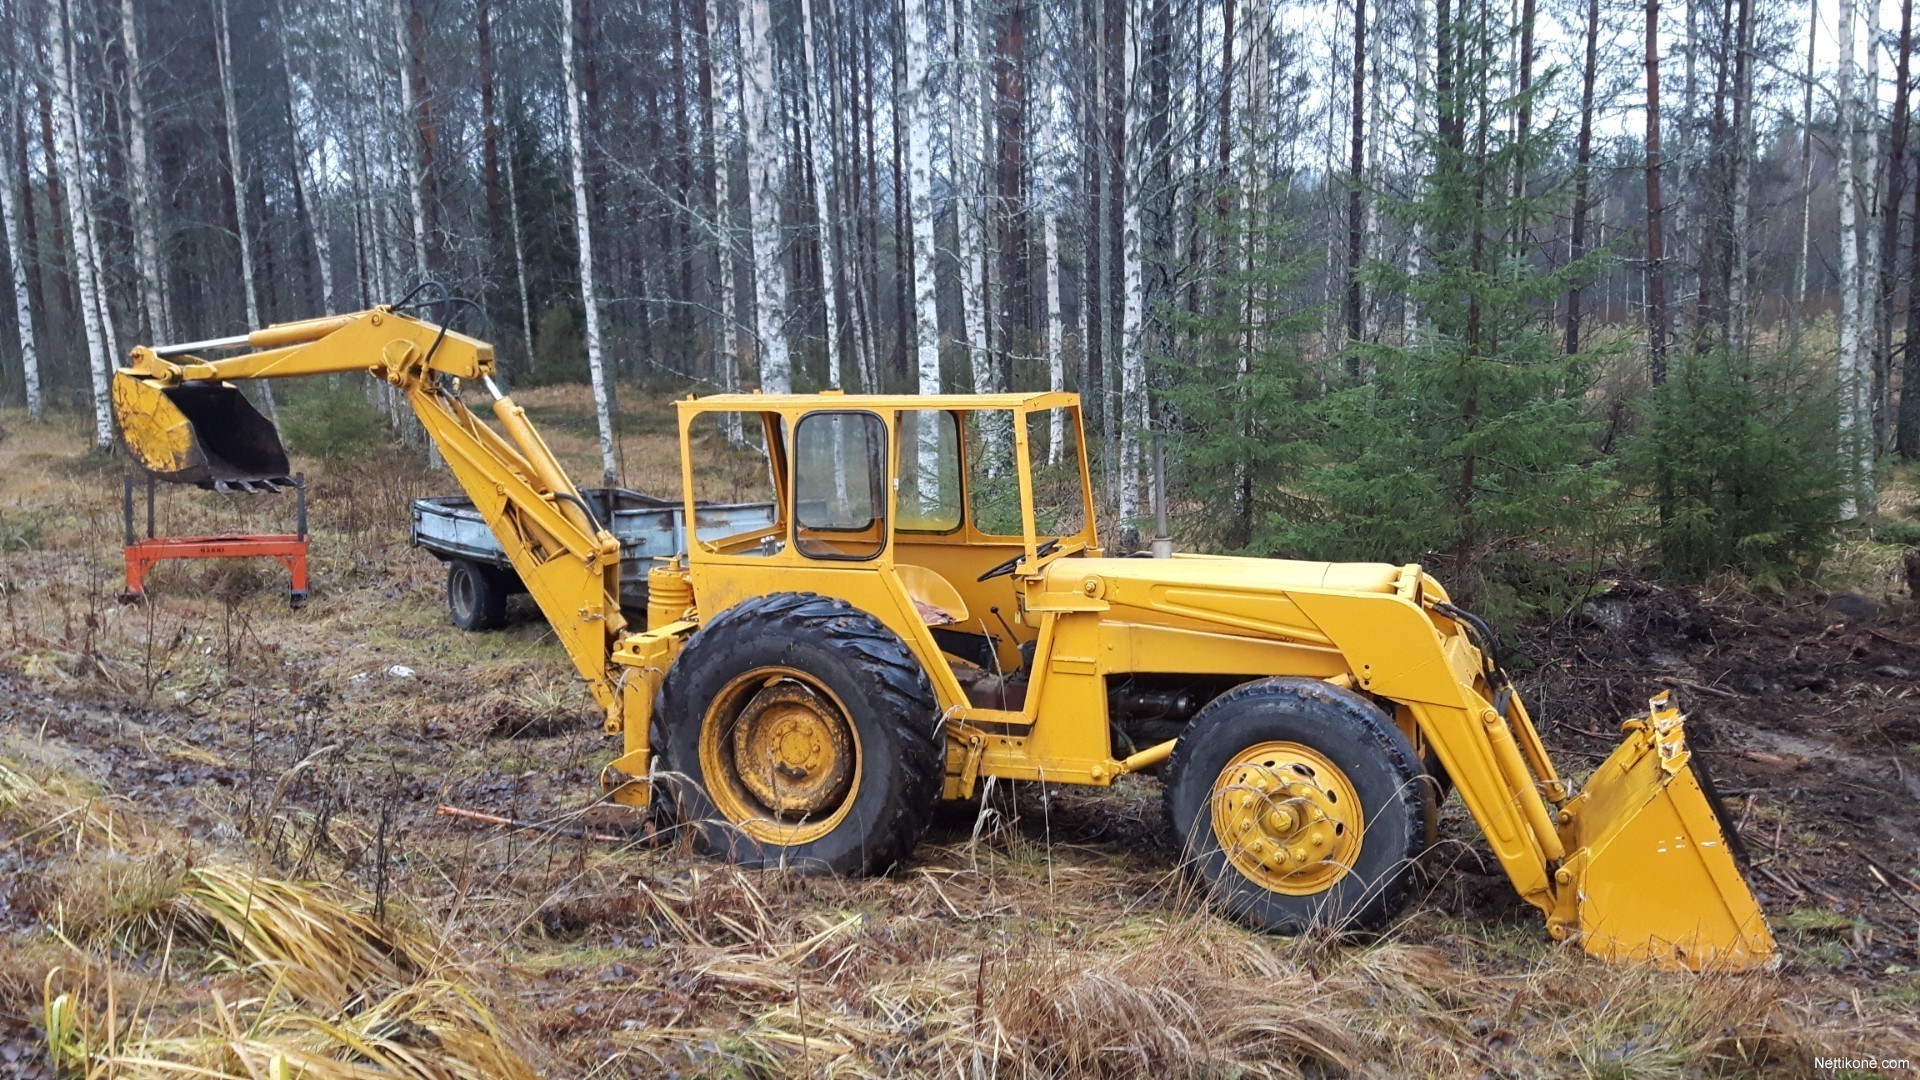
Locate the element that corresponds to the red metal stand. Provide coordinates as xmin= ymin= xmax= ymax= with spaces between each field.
xmin=121 ymin=473 xmax=312 ymax=609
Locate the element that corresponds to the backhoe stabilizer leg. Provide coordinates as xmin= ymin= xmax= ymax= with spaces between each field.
xmin=1551 ymin=693 xmax=1776 ymax=971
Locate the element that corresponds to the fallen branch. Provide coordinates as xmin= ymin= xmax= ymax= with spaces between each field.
xmin=435 ymin=804 xmax=638 ymax=844
xmin=1863 ymin=861 xmax=1920 ymax=919
xmin=1653 ymin=676 xmax=1742 ymax=701
xmin=1861 ymin=852 xmax=1920 ymax=897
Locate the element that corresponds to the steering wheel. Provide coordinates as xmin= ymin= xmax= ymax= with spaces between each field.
xmin=978 ymin=538 xmax=1062 ymax=582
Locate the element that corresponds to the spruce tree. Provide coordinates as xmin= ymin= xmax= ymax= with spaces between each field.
xmin=1273 ymin=0 xmax=1610 ymax=613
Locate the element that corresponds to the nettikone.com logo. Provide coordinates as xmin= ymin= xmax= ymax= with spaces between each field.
xmin=1814 ymin=1057 xmax=1912 ymax=1071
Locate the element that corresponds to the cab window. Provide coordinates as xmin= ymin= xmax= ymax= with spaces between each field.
xmin=793 ymin=411 xmax=888 ymax=560
xmin=897 ymin=409 xmax=962 ymax=532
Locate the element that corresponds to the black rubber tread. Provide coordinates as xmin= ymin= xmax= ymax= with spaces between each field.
xmin=447 ymin=560 xmax=508 ymax=632
xmin=1163 ymin=677 xmax=1426 ymax=934
xmin=652 ymin=592 xmax=943 ymax=875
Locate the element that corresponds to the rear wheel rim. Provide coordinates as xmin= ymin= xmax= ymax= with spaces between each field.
xmin=699 ymin=666 xmax=862 ymax=846
xmin=1210 ymin=741 xmax=1363 ymax=896
xmin=451 ymin=567 xmax=476 ymax=618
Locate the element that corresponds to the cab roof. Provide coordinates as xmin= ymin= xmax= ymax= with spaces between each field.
xmin=678 ymin=391 xmax=1079 ymax=412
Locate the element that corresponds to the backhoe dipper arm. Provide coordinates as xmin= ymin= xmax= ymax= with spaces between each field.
xmin=113 ymin=308 xmax=629 ymax=717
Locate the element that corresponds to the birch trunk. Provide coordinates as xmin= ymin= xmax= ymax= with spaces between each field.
xmin=1862 ymin=0 xmax=1884 ymax=460
xmin=799 ymin=0 xmax=841 ymax=387
xmin=276 ymin=0 xmax=334 ymax=314
xmin=0 ymin=88 xmax=39 ymax=419
xmin=1403 ymin=0 xmax=1427 ymax=344
xmin=504 ymin=123 xmax=535 ymax=378
xmin=949 ymin=0 xmax=990 ymax=395
xmin=1118 ymin=0 xmax=1143 ymax=527
xmin=395 ymin=0 xmax=428 ymax=280
xmin=904 ymin=0 xmax=942 ymax=397
xmin=119 ymin=0 xmax=167 ymax=341
xmin=563 ymin=0 xmax=620 ymax=485
xmin=1794 ymin=0 xmax=1816 ymax=338
xmin=1838 ymin=0 xmax=1870 ymax=518
xmin=703 ymin=0 xmax=742 ymax=440
xmin=1043 ymin=2 xmax=1066 ymax=462
xmin=1727 ymin=0 xmax=1752 ymax=358
xmin=216 ymin=0 xmax=259 ymax=332
xmin=739 ymin=0 xmax=790 ymax=393
xmin=49 ymin=0 xmax=112 ymax=449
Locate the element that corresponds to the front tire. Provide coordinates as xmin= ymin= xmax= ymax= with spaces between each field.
xmin=653 ymin=593 xmax=943 ymax=875
xmin=1164 ymin=678 xmax=1425 ymax=934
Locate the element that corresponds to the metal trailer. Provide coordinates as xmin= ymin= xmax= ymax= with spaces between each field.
xmin=410 ymin=487 xmax=773 ymax=631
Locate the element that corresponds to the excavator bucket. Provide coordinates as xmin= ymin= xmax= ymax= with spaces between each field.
xmin=111 ymin=372 xmax=292 ymax=491
xmin=1558 ymin=693 xmax=1776 ymax=971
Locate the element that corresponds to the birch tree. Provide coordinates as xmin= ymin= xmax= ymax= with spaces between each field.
xmin=1118 ymin=0 xmax=1144 ymax=526
xmin=119 ymin=0 xmax=168 ymax=342
xmin=799 ymin=0 xmax=842 ymax=387
xmin=0 ymin=84 xmax=38 ymax=419
xmin=48 ymin=0 xmax=112 ymax=450
xmin=904 ymin=0 xmax=942 ymax=398
xmin=738 ymin=0 xmax=790 ymax=392
xmin=563 ymin=0 xmax=619 ymax=484
xmin=275 ymin=0 xmax=334 ymax=314
xmin=1837 ymin=0 xmax=1871 ymax=518
xmin=215 ymin=0 xmax=260 ymax=333
xmin=702 ymin=0 xmax=741 ymax=426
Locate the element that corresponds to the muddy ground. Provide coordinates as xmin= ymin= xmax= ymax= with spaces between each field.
xmin=2 ymin=388 xmax=1919 ymax=1077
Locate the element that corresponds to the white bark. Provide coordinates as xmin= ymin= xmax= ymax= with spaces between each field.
xmin=120 ymin=0 xmax=167 ymax=341
xmin=395 ymin=0 xmax=429 ymax=281
xmin=1796 ymin=0 xmax=1816 ymax=310
xmin=799 ymin=0 xmax=842 ymax=388
xmin=1044 ymin=78 xmax=1066 ymax=463
xmin=739 ymin=0 xmax=790 ymax=393
xmin=275 ymin=0 xmax=335 ymax=314
xmin=0 ymin=93 xmax=40 ymax=420
xmin=949 ymin=0 xmax=991 ymax=395
xmin=50 ymin=0 xmax=113 ymax=450
xmin=215 ymin=0 xmax=260 ymax=332
xmin=1118 ymin=2 xmax=1144 ymax=527
xmin=1403 ymin=0 xmax=1428 ymax=343
xmin=904 ymin=0 xmax=942 ymax=397
xmin=1728 ymin=0 xmax=1752 ymax=358
xmin=706 ymin=0 xmax=742 ymax=441
xmin=563 ymin=0 xmax=619 ymax=485
xmin=504 ymin=123 xmax=535 ymax=378
xmin=1838 ymin=0 xmax=1871 ymax=519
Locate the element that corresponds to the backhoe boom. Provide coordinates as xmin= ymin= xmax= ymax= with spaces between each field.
xmin=113 ymin=307 xmax=629 ymax=715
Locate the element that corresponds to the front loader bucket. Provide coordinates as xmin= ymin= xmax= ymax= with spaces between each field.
xmin=1558 ymin=693 xmax=1775 ymax=971
xmin=112 ymin=373 xmax=292 ymax=491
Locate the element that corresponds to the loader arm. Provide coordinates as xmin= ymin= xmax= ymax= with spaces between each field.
xmin=112 ymin=307 xmax=629 ymax=718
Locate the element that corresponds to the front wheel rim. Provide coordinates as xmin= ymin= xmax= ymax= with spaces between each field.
xmin=699 ymin=666 xmax=863 ymax=846
xmin=1210 ymin=740 xmax=1364 ymax=896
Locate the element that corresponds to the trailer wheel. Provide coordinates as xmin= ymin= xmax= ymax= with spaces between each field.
xmin=446 ymin=560 xmax=508 ymax=631
xmin=1164 ymin=678 xmax=1425 ymax=934
xmin=652 ymin=592 xmax=942 ymax=875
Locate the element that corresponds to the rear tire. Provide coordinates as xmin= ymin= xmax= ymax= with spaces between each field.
xmin=447 ymin=560 xmax=507 ymax=631
xmin=653 ymin=592 xmax=943 ymax=875
xmin=1164 ymin=678 xmax=1425 ymax=934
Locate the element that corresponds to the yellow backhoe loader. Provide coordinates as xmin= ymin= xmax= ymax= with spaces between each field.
xmin=111 ymin=300 xmax=1775 ymax=971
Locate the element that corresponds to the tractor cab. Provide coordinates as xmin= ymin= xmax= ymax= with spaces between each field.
xmin=658 ymin=392 xmax=1098 ymax=715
